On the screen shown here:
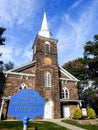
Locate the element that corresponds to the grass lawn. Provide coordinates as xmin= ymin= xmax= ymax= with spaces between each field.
xmin=0 ymin=120 xmax=68 ymax=130
xmin=62 ymin=119 xmax=98 ymax=130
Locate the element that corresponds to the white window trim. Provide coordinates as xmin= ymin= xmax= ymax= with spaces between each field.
xmin=44 ymin=72 xmax=51 ymax=87
xmin=45 ymin=41 xmax=50 ymax=53
xmin=19 ymin=83 xmax=28 ymax=90
xmin=61 ymin=87 xmax=69 ymax=99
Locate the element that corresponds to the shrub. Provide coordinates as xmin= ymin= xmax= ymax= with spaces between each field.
xmin=87 ymin=108 xmax=96 ymax=119
xmin=73 ymin=108 xmax=82 ymax=119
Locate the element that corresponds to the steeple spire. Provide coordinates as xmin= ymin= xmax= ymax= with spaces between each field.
xmin=38 ymin=9 xmax=51 ymax=38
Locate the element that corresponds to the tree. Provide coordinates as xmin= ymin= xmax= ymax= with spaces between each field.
xmin=0 ymin=27 xmax=6 ymax=45
xmin=0 ymin=27 xmax=6 ymax=94
xmin=4 ymin=61 xmax=14 ymax=71
xmin=63 ymin=58 xmax=88 ymax=99
xmin=63 ymin=34 xmax=98 ymax=109
xmin=0 ymin=72 xmax=5 ymax=93
xmin=63 ymin=58 xmax=87 ymax=80
xmin=0 ymin=27 xmax=6 ymax=65
xmin=84 ymin=34 xmax=98 ymax=88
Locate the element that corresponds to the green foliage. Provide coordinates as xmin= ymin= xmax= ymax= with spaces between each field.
xmin=73 ymin=108 xmax=82 ymax=120
xmin=83 ymin=34 xmax=98 ymax=87
xmin=63 ymin=58 xmax=89 ymax=99
xmin=0 ymin=27 xmax=6 ymax=45
xmin=4 ymin=61 xmax=14 ymax=70
xmin=87 ymin=108 xmax=96 ymax=119
xmin=0 ymin=28 xmax=6 ymax=35
xmin=0 ymin=27 xmax=6 ymax=70
xmin=0 ymin=121 xmax=67 ymax=130
xmin=63 ymin=58 xmax=87 ymax=80
xmin=63 ymin=34 xmax=98 ymax=108
xmin=63 ymin=34 xmax=98 ymax=89
xmin=0 ymin=72 xmax=5 ymax=93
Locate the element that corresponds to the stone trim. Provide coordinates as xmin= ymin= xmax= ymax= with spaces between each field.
xmin=4 ymin=71 xmax=35 ymax=78
xmin=6 ymin=60 xmax=36 ymax=72
xmin=2 ymin=97 xmax=11 ymax=100
xmin=59 ymin=77 xmax=78 ymax=82
xmin=60 ymin=99 xmax=82 ymax=106
xmin=38 ymin=35 xmax=58 ymax=43
xmin=60 ymin=99 xmax=82 ymax=102
xmin=59 ymin=66 xmax=79 ymax=82
xmin=32 ymin=35 xmax=58 ymax=48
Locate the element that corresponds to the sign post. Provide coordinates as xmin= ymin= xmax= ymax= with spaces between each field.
xmin=23 ymin=117 xmax=29 ymax=130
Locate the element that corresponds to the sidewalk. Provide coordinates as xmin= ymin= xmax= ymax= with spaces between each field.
xmin=42 ymin=119 xmax=86 ymax=130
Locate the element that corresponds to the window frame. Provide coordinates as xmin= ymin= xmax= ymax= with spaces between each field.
xmin=44 ymin=72 xmax=51 ymax=87
xmin=19 ymin=83 xmax=28 ymax=90
xmin=61 ymin=87 xmax=69 ymax=99
xmin=45 ymin=41 xmax=50 ymax=53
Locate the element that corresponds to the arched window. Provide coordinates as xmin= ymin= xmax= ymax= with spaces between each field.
xmin=19 ymin=83 xmax=28 ymax=90
xmin=44 ymin=72 xmax=51 ymax=87
xmin=61 ymin=87 xmax=69 ymax=99
xmin=45 ymin=41 xmax=50 ymax=53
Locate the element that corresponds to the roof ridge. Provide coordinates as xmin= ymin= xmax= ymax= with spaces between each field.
xmin=5 ymin=60 xmax=36 ymax=72
xmin=59 ymin=66 xmax=79 ymax=81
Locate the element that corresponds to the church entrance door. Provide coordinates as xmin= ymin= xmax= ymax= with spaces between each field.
xmin=63 ymin=105 xmax=70 ymax=118
xmin=44 ymin=99 xmax=53 ymax=119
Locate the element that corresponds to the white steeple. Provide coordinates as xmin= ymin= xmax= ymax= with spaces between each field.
xmin=38 ymin=9 xmax=51 ymax=38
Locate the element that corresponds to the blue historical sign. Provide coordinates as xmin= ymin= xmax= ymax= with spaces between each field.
xmin=8 ymin=89 xmax=44 ymax=120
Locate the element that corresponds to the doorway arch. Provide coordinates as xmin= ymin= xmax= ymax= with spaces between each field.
xmin=44 ymin=99 xmax=53 ymax=119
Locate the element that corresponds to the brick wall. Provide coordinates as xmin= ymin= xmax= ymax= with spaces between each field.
xmin=60 ymin=80 xmax=79 ymax=100
xmin=3 ymin=75 xmax=35 ymax=97
xmin=34 ymin=36 xmax=61 ymax=118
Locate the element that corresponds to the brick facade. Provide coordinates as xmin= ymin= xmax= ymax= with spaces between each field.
xmin=3 ymin=74 xmax=35 ymax=97
xmin=33 ymin=36 xmax=61 ymax=118
xmin=0 ymin=13 xmax=81 ymax=120
xmin=60 ymin=81 xmax=79 ymax=100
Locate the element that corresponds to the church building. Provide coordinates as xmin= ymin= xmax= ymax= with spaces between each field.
xmin=0 ymin=11 xmax=81 ymax=120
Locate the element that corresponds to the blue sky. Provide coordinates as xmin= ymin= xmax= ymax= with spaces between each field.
xmin=0 ymin=0 xmax=98 ymax=67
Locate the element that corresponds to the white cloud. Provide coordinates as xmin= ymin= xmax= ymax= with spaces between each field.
xmin=0 ymin=0 xmax=40 ymax=28
xmin=0 ymin=45 xmax=14 ymax=62
xmin=0 ymin=31 xmax=34 ymax=65
xmin=70 ymin=0 xmax=82 ymax=9
xmin=56 ymin=0 xmax=98 ymax=65
xmin=0 ymin=39 xmax=33 ymax=66
xmin=0 ymin=0 xmax=44 ymax=66
xmin=0 ymin=0 xmax=98 ymax=67
xmin=22 ymin=40 xmax=33 ymax=61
